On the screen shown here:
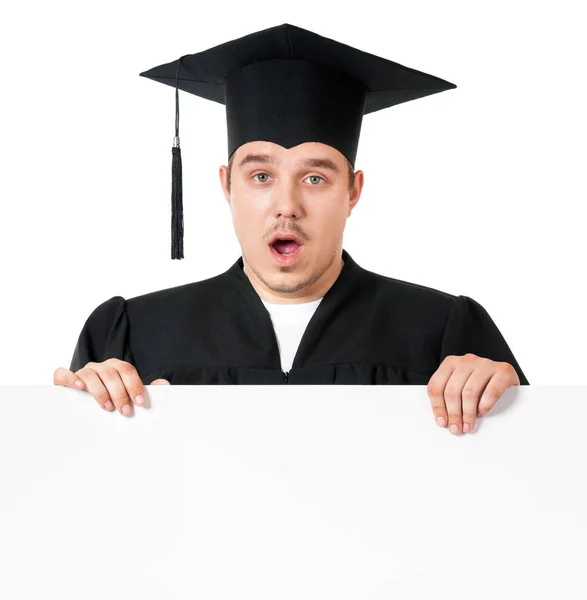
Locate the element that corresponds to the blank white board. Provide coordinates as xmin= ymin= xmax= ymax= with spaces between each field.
xmin=0 ymin=384 xmax=586 ymax=599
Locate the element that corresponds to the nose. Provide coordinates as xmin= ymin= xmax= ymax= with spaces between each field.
xmin=271 ymin=179 xmax=303 ymax=219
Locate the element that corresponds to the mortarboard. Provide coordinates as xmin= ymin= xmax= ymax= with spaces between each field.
xmin=139 ymin=23 xmax=457 ymax=259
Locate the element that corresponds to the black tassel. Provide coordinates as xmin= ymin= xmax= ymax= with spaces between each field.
xmin=171 ymin=139 xmax=184 ymax=259
xmin=171 ymin=56 xmax=188 ymax=259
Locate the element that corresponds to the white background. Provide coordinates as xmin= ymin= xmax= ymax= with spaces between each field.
xmin=0 ymin=0 xmax=585 ymax=384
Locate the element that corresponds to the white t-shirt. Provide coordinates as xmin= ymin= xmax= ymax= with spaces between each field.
xmin=260 ymin=297 xmax=323 ymax=373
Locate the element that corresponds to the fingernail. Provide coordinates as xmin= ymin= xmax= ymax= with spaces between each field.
xmin=436 ymin=416 xmax=446 ymax=427
xmin=104 ymin=401 xmax=114 ymax=410
xmin=74 ymin=380 xmax=83 ymax=388
xmin=135 ymin=395 xmax=144 ymax=406
xmin=463 ymin=422 xmax=470 ymax=433
xmin=122 ymin=404 xmax=131 ymax=415
xmin=450 ymin=424 xmax=459 ymax=434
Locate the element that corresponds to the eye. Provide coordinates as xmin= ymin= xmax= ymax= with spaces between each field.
xmin=252 ymin=173 xmax=325 ymax=185
xmin=305 ymin=175 xmax=325 ymax=185
xmin=253 ymin=173 xmax=271 ymax=183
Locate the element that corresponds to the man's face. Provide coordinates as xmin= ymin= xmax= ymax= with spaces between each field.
xmin=219 ymin=141 xmax=363 ymax=300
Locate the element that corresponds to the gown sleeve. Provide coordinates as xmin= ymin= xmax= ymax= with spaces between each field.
xmin=69 ymin=296 xmax=135 ymax=373
xmin=439 ymin=294 xmax=530 ymax=385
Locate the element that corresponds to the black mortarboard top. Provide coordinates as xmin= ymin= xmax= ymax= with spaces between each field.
xmin=139 ymin=23 xmax=457 ymax=259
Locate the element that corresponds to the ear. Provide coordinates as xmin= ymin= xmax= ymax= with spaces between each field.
xmin=348 ymin=169 xmax=364 ymax=216
xmin=219 ymin=165 xmax=230 ymax=204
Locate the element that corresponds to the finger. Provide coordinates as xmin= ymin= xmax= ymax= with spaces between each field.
xmin=444 ymin=362 xmax=476 ymax=435
xmin=75 ymin=366 xmax=117 ymax=412
xmin=150 ymin=379 xmax=170 ymax=385
xmin=427 ymin=356 xmax=456 ymax=428
xmin=90 ymin=362 xmax=134 ymax=417
xmin=105 ymin=358 xmax=147 ymax=408
xmin=478 ymin=364 xmax=513 ymax=416
xmin=53 ymin=367 xmax=86 ymax=390
xmin=461 ymin=364 xmax=493 ymax=433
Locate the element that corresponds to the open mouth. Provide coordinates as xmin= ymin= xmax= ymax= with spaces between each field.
xmin=271 ymin=239 xmax=302 ymax=256
xmin=269 ymin=239 xmax=304 ymax=264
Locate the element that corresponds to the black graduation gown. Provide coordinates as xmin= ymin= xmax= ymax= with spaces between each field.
xmin=69 ymin=249 xmax=530 ymax=385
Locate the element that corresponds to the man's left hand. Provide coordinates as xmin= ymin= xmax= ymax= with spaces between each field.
xmin=427 ymin=353 xmax=520 ymax=435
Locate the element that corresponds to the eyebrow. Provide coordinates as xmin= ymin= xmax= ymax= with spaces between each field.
xmin=237 ymin=153 xmax=340 ymax=174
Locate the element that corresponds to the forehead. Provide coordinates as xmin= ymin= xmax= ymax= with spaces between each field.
xmin=234 ymin=141 xmax=345 ymax=165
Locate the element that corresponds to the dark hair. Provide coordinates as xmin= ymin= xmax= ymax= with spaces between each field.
xmin=226 ymin=153 xmax=355 ymax=194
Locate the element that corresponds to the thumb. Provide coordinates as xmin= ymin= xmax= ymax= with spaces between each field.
xmin=150 ymin=378 xmax=171 ymax=385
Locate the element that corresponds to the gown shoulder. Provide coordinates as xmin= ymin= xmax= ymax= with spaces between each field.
xmin=69 ymin=295 xmax=135 ymax=373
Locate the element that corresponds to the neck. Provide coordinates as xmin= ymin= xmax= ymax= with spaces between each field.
xmin=243 ymin=253 xmax=344 ymax=304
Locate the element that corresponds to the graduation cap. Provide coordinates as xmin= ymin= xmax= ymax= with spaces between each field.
xmin=139 ymin=23 xmax=457 ymax=259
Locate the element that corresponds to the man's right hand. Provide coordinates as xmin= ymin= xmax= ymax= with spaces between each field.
xmin=53 ymin=358 xmax=169 ymax=416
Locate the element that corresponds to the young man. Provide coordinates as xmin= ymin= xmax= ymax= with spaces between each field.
xmin=54 ymin=24 xmax=529 ymax=436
